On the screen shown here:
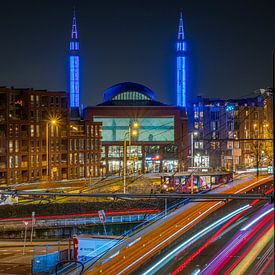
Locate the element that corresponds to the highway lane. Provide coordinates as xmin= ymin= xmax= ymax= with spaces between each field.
xmin=200 ymin=204 xmax=274 ymax=275
xmin=136 ymin=197 xmax=273 ymax=274
xmin=85 ymin=176 xmax=273 ymax=274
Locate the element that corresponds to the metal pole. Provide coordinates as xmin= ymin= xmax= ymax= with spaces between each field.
xmin=23 ymin=223 xmax=27 ymax=255
xmin=256 ymin=139 xmax=259 ymax=178
xmin=102 ymin=222 xmax=107 ymax=236
xmin=273 ymin=51 xmax=275 ymax=176
xmin=123 ymin=137 xmax=127 ymax=194
xmin=30 ymin=211 xmax=35 ymax=243
xmin=165 ymin=198 xmax=167 ymax=217
xmin=191 ymin=175 xmax=194 ymax=194
xmin=191 ymin=132 xmax=194 ymax=167
xmin=46 ymin=122 xmax=49 ymax=180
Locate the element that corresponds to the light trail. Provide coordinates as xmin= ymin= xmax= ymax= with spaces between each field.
xmin=0 ymin=208 xmax=159 ymax=221
xmin=258 ymin=252 xmax=274 ymax=275
xmin=240 ymin=207 xmax=274 ymax=231
xmin=226 ymin=224 xmax=274 ymax=275
xmin=170 ymin=189 xmax=274 ymax=274
xmin=117 ymin=202 xmax=223 ymax=275
xmin=201 ymin=205 xmax=274 ymax=274
xmin=87 ymin=176 xmax=273 ymax=274
xmin=142 ymin=204 xmax=250 ymax=275
xmin=171 ymin=204 xmax=252 ymax=274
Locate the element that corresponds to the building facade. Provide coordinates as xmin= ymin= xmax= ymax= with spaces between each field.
xmin=188 ymin=93 xmax=273 ymax=171
xmin=0 ymin=87 xmax=101 ymax=186
xmin=84 ymin=82 xmax=188 ymax=175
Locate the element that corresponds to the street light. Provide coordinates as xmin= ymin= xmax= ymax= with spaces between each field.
xmin=46 ymin=119 xmax=59 ymax=181
xmin=123 ymin=121 xmax=139 ymax=194
xmin=190 ymin=131 xmax=198 ymax=168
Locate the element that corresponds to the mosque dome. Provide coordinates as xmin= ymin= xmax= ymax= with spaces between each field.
xmin=98 ymin=82 xmax=166 ymax=106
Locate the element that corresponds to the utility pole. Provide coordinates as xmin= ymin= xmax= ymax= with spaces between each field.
xmin=256 ymin=140 xmax=259 ymax=178
xmin=273 ymin=51 xmax=275 ymax=177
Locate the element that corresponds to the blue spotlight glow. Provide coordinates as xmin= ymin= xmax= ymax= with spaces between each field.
xmin=176 ymin=12 xmax=186 ymax=107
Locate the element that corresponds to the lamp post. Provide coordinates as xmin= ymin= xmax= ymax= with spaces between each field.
xmin=46 ymin=119 xmax=57 ymax=181
xmin=123 ymin=121 xmax=139 ymax=194
xmin=272 ymin=51 xmax=275 ymax=176
xmin=190 ymin=131 xmax=198 ymax=168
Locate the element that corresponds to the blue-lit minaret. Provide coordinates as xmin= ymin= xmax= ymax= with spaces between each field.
xmin=69 ymin=9 xmax=80 ymax=108
xmin=176 ymin=12 xmax=186 ymax=107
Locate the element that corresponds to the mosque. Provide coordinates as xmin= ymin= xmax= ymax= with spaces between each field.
xmin=69 ymin=10 xmax=188 ymax=174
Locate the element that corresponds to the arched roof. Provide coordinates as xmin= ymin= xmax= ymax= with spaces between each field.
xmin=102 ymin=82 xmax=156 ymax=102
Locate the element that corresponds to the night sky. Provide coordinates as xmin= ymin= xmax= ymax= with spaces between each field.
xmin=0 ymin=0 xmax=274 ymax=106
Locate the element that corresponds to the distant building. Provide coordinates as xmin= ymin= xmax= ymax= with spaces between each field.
xmin=188 ymin=94 xmax=273 ymax=171
xmin=0 ymin=87 xmax=101 ymax=186
xmin=84 ymin=82 xmax=188 ymax=175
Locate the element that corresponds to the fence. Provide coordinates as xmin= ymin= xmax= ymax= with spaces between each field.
xmin=32 ymin=242 xmax=72 ymax=274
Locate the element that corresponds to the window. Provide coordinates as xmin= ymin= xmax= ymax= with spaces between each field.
xmin=227 ymin=121 xmax=233 ymax=131
xmin=79 ymin=153 xmax=84 ymax=164
xmin=227 ymin=141 xmax=233 ymax=149
xmin=36 ymin=125 xmax=40 ymax=137
xmin=30 ymin=125 xmax=34 ymax=137
xmin=36 ymin=95 xmax=40 ymax=106
xmin=94 ymin=117 xmax=174 ymax=142
xmin=79 ymin=139 xmax=84 ymax=150
xmin=15 ymin=140 xmax=19 ymax=152
xmin=145 ymin=146 xmax=160 ymax=155
xmin=112 ymin=91 xmax=151 ymax=101
xmin=108 ymin=146 xmax=123 ymax=158
xmin=211 ymin=121 xmax=219 ymax=131
xmin=210 ymin=111 xmax=219 ymax=121
xmin=9 ymin=141 xmax=13 ymax=152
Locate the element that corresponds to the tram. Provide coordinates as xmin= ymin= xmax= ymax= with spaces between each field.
xmin=160 ymin=171 xmax=233 ymax=193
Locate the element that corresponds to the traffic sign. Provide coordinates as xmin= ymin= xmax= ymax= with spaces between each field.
xmin=98 ymin=210 xmax=106 ymax=223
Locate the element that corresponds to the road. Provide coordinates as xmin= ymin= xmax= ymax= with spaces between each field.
xmin=0 ymin=241 xmax=69 ymax=275
xmin=85 ymin=176 xmax=273 ymax=274
xmin=142 ymin=201 xmax=273 ymax=274
xmin=200 ymin=203 xmax=274 ymax=274
xmin=0 ymin=246 xmax=32 ymax=275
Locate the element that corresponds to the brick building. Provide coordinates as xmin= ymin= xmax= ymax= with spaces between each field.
xmin=188 ymin=93 xmax=273 ymax=171
xmin=0 ymin=87 xmax=101 ymax=186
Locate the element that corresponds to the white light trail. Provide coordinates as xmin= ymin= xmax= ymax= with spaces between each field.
xmin=142 ymin=204 xmax=251 ymax=275
xmin=241 ymin=207 xmax=274 ymax=231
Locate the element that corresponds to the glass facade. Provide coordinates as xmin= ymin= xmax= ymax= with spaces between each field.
xmin=112 ymin=91 xmax=151 ymax=101
xmin=94 ymin=117 xmax=174 ymax=142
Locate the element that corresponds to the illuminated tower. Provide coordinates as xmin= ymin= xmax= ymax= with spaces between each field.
xmin=176 ymin=12 xmax=186 ymax=107
xmin=69 ymin=9 xmax=80 ymax=108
